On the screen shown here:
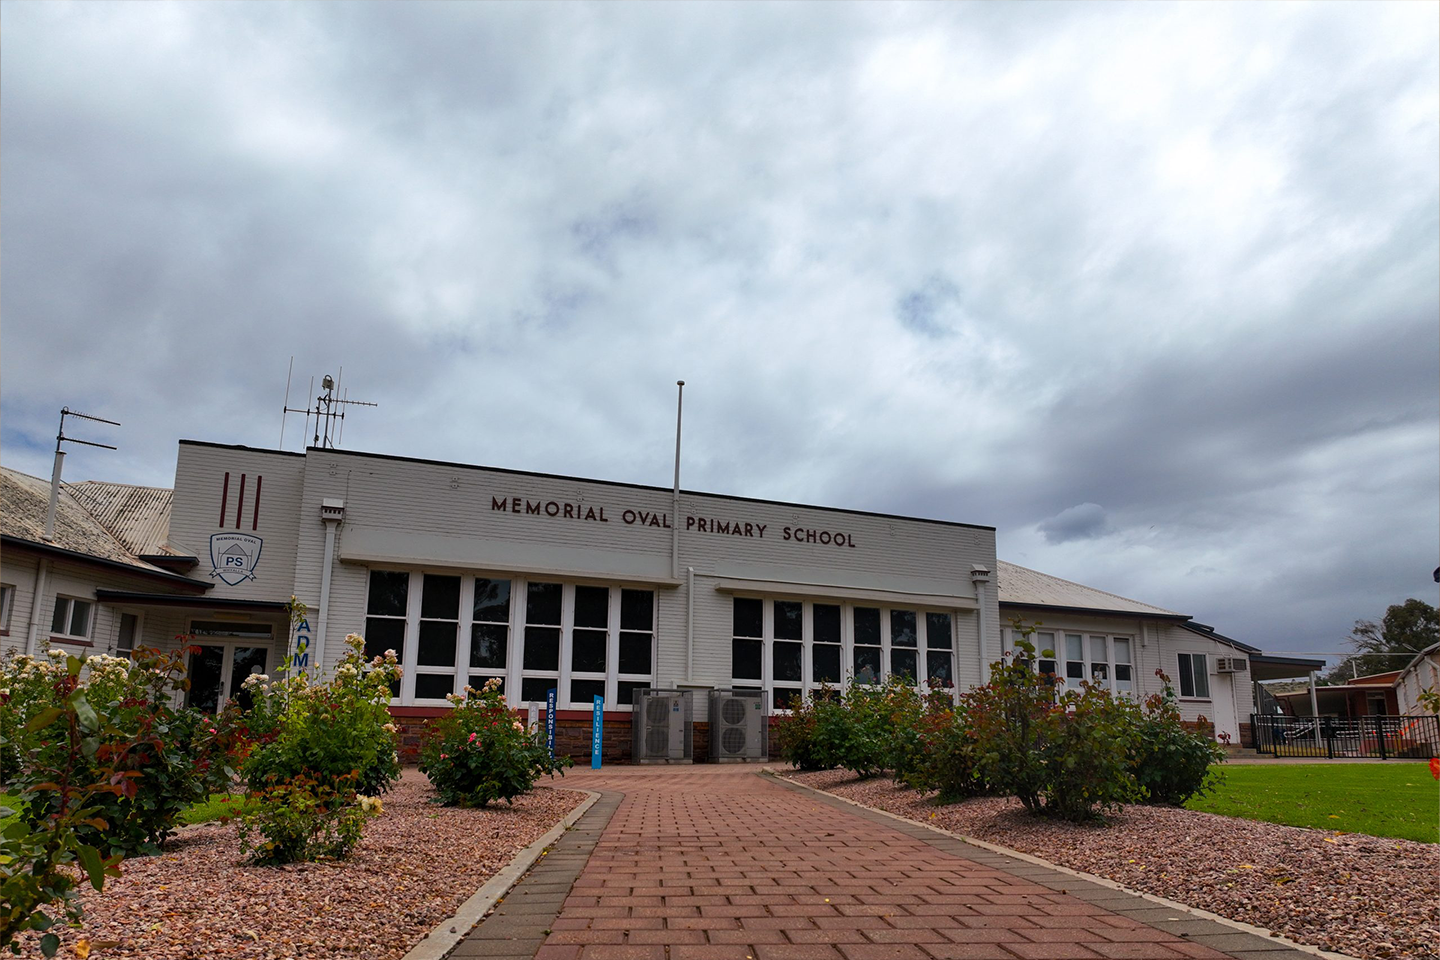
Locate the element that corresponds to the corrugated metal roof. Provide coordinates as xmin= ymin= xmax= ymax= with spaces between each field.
xmin=995 ymin=560 xmax=1186 ymax=618
xmin=1 ymin=466 xmax=172 ymax=575
xmin=65 ymin=480 xmax=179 ymax=556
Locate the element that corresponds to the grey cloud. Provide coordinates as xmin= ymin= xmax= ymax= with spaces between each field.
xmin=1039 ymin=503 xmax=1109 ymax=544
xmin=1 ymin=1 xmax=1436 ymax=666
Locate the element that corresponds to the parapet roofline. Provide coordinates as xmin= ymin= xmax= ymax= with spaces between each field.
xmin=177 ymin=439 xmax=996 ymax=532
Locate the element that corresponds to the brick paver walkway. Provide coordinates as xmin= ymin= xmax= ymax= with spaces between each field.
xmin=454 ymin=765 xmax=1311 ymax=960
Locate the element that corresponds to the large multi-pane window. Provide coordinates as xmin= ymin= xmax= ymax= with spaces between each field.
xmin=732 ymin=597 xmax=763 ymax=690
xmin=772 ymin=600 xmax=804 ymax=709
xmin=852 ymin=608 xmax=882 ymax=684
xmin=469 ymin=578 xmax=511 ymax=691
xmin=569 ymin=585 xmax=609 ymax=706
xmin=521 ymin=582 xmax=563 ymax=703
xmin=812 ymin=604 xmax=842 ymax=686
xmin=1019 ymin=628 xmax=1135 ymax=696
xmin=617 ymin=589 xmax=655 ymax=709
xmin=1113 ymin=638 xmax=1133 ymax=693
xmin=925 ymin=613 xmax=954 ymax=688
xmin=363 ymin=570 xmax=655 ymax=709
xmin=730 ymin=597 xmax=961 ymax=710
xmin=414 ymin=575 xmax=461 ymax=701
xmin=889 ymin=609 xmax=918 ymax=684
xmin=365 ymin=570 xmax=409 ymax=696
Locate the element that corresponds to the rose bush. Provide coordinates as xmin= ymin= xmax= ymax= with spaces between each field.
xmin=241 ymin=635 xmax=401 ymax=797
xmin=237 ymin=773 xmax=379 ymax=865
xmin=419 ymin=678 xmax=570 ymax=806
xmin=3 ymin=647 xmax=234 ymax=857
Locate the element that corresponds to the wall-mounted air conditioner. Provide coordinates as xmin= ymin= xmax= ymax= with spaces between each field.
xmin=709 ymin=689 xmax=768 ymax=762
xmin=631 ymin=689 xmax=693 ymax=763
xmin=1216 ymin=657 xmax=1249 ymax=674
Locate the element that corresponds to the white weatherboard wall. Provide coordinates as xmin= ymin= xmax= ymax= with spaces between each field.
xmin=998 ymin=611 xmax=1253 ymax=742
xmin=172 ymin=443 xmax=1000 ymax=702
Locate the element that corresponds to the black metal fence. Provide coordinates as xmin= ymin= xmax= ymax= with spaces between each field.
xmin=1250 ymin=714 xmax=1440 ymax=759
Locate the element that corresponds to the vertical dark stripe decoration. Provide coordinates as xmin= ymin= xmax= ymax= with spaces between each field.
xmin=236 ymin=475 xmax=247 ymax=529
xmin=219 ymin=472 xmax=230 ymax=528
xmin=252 ymin=476 xmax=263 ymax=531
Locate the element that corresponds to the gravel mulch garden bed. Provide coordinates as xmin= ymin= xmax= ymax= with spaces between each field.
xmin=16 ymin=770 xmax=586 ymax=960
xmin=785 ymin=769 xmax=1439 ymax=960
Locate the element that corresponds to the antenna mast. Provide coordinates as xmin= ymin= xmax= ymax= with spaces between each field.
xmin=281 ymin=372 xmax=377 ymax=450
xmin=45 ymin=407 xmax=120 ymax=541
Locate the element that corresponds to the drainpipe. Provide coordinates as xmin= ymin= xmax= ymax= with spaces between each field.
xmin=314 ymin=498 xmax=346 ymax=678
xmin=970 ymin=564 xmax=991 ymax=685
xmin=25 ymin=558 xmax=52 ymax=656
xmin=685 ymin=566 xmax=695 ymax=683
xmin=1308 ymin=670 xmax=1321 ymax=746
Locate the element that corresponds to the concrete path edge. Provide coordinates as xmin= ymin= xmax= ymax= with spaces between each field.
xmin=399 ymin=788 xmax=601 ymax=960
xmin=764 ymin=770 xmax=1362 ymax=960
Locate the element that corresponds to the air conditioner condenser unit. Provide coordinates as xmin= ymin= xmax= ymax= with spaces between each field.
xmin=631 ymin=689 xmax=693 ymax=763
xmin=708 ymin=689 xmax=768 ymax=762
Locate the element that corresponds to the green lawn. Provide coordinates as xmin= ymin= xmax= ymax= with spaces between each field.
xmin=1187 ymin=763 xmax=1440 ymax=843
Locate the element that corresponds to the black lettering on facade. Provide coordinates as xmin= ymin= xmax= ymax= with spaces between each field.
xmin=492 ymin=496 xmax=508 ymax=511
xmin=526 ymin=500 xmax=542 ymax=515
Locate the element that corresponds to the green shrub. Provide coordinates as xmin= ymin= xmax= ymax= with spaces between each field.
xmin=237 ymin=773 xmax=378 ymax=865
xmin=774 ymin=687 xmax=848 ymax=771
xmin=1039 ymin=681 xmax=1139 ymax=820
xmin=964 ymin=622 xmax=1139 ymax=822
xmin=5 ymin=648 xmax=229 ymax=857
xmin=242 ymin=635 xmax=401 ymax=797
xmin=1131 ymin=671 xmax=1225 ymax=805
xmin=904 ymin=704 xmax=990 ymax=801
xmin=418 ymin=678 xmax=570 ymax=807
xmin=1 ymin=662 xmax=123 ymax=957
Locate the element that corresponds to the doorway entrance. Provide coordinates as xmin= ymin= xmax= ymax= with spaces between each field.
xmin=185 ymin=620 xmax=275 ymax=713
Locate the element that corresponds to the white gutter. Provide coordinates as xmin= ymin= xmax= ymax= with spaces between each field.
xmin=25 ymin=558 xmax=51 ymax=656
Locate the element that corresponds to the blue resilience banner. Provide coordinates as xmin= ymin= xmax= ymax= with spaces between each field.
xmin=546 ymin=688 xmax=557 ymax=757
xmin=591 ymin=695 xmax=604 ymax=769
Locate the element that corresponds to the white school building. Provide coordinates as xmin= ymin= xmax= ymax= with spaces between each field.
xmin=1 ymin=440 xmax=1301 ymax=759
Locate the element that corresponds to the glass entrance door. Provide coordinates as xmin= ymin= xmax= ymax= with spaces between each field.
xmin=186 ymin=644 xmax=270 ymax=713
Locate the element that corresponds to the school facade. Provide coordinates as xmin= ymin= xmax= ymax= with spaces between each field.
xmin=1 ymin=440 xmax=1283 ymax=759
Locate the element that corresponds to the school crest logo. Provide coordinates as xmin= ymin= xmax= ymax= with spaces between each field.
xmin=209 ymin=533 xmax=263 ymax=586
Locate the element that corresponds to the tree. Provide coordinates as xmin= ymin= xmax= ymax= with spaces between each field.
xmin=1324 ymin=599 xmax=1438 ymax=684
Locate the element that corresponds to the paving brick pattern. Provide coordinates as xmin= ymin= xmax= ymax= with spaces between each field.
xmin=452 ymin=766 xmax=1313 ymax=960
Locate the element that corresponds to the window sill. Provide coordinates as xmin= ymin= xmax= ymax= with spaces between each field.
xmin=50 ymin=635 xmax=94 ymax=647
xmin=1179 ymin=697 xmax=1212 ymax=703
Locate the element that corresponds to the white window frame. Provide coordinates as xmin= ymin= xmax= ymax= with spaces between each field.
xmin=0 ymin=583 xmax=15 ymax=633
xmin=50 ymin=595 xmax=94 ymax=643
xmin=410 ymin=572 xmax=463 ymax=704
xmin=1177 ymin=652 xmax=1211 ymax=700
xmin=464 ymin=575 xmax=513 ymax=694
xmin=614 ymin=587 xmax=657 ymax=712
xmin=115 ymin=610 xmax=143 ymax=654
xmin=734 ymin=597 xmax=961 ymax=714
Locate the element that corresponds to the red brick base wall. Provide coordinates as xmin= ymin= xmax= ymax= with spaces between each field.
xmin=388 ymin=707 xmax=784 ymax=764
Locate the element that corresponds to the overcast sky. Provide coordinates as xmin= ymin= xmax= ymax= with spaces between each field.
xmin=3 ymin=2 xmax=1436 ymax=660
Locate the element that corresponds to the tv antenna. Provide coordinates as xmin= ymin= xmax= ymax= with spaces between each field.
xmin=280 ymin=361 xmax=376 ymax=450
xmin=45 ymin=407 xmax=120 ymax=541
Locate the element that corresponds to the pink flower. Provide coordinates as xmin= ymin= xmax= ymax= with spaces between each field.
xmin=468 ymin=732 xmax=477 ymax=743
xmin=440 ymin=753 xmax=448 ymax=759
xmin=208 ymin=728 xmax=217 ymax=734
